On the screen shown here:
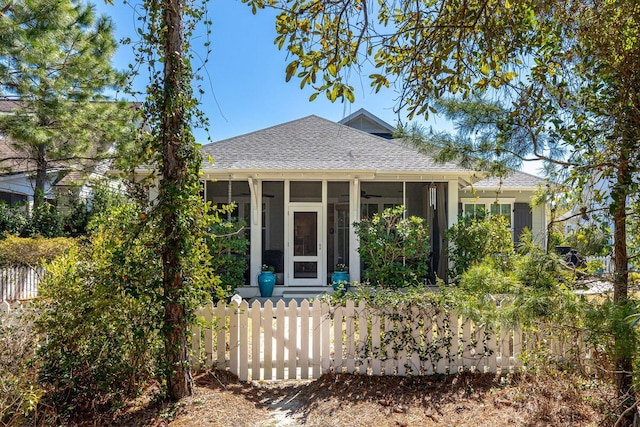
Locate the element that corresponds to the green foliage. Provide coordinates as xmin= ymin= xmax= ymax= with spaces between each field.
xmin=353 ymin=206 xmax=430 ymax=289
xmin=24 ymin=201 xmax=63 ymax=238
xmin=564 ymin=224 xmax=611 ymax=257
xmin=34 ymin=197 xmax=214 ymax=405
xmin=0 ymin=307 xmax=42 ymax=425
xmin=0 ymin=0 xmax=135 ymax=204
xmin=0 ymin=202 xmax=28 ymax=236
xmin=586 ymin=298 xmax=639 ymax=380
xmin=447 ymin=214 xmax=514 ymax=282
xmin=206 ymin=205 xmax=249 ymax=301
xmin=0 ymin=235 xmax=76 ymax=267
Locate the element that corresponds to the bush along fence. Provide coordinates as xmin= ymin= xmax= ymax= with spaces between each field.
xmin=191 ymin=300 xmax=593 ymax=381
xmin=0 ymin=267 xmax=43 ymax=302
xmin=585 ymin=255 xmax=613 ymax=274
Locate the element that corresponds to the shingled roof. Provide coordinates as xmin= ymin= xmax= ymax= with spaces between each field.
xmin=467 ymin=170 xmax=546 ymax=190
xmin=201 ymin=115 xmax=472 ymax=174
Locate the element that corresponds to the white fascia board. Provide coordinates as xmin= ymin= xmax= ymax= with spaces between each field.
xmin=201 ymin=169 xmax=478 ymax=182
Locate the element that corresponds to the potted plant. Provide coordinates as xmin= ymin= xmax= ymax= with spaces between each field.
xmin=258 ymin=264 xmax=276 ymax=297
xmin=331 ymin=264 xmax=350 ymax=296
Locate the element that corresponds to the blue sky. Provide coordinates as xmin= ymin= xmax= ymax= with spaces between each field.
xmin=95 ymin=0 xmax=542 ymax=176
xmin=96 ymin=1 xmax=427 ymax=139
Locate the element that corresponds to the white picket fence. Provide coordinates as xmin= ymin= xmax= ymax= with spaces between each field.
xmin=191 ymin=300 xmax=588 ymax=381
xmin=0 ymin=266 xmax=43 ymax=302
xmin=585 ymin=255 xmax=613 ymax=274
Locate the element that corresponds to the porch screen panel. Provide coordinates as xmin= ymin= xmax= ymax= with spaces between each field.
xmin=293 ymin=211 xmax=319 ymax=278
xmin=294 ymin=211 xmax=318 ymax=257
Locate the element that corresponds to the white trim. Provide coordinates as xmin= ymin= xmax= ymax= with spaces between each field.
xmin=250 ymin=181 xmax=262 ymax=287
xmin=349 ymin=178 xmax=361 ymax=283
xmin=286 ymin=204 xmax=324 ymax=286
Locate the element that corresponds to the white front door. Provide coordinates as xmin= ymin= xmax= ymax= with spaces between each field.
xmin=287 ymin=205 xmax=324 ymax=286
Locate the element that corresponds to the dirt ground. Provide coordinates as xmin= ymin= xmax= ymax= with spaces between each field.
xmin=86 ymin=369 xmax=617 ymax=427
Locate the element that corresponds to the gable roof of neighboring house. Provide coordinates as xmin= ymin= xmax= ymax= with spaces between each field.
xmin=464 ymin=170 xmax=546 ymax=191
xmin=338 ymin=108 xmax=396 ymax=139
xmin=201 ymin=115 xmax=476 ymax=182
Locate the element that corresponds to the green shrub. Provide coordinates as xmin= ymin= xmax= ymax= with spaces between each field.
xmin=34 ymin=197 xmax=214 ymax=406
xmin=354 ymin=206 xmax=431 ymax=289
xmin=24 ymin=201 xmax=63 ymax=238
xmin=447 ymin=214 xmax=514 ymax=282
xmin=0 ymin=202 xmax=28 ymax=236
xmin=0 ymin=235 xmax=77 ymax=267
xmin=564 ymin=223 xmax=611 ymax=257
xmin=0 ymin=307 xmax=42 ymax=426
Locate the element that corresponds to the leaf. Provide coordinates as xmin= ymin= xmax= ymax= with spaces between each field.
xmin=328 ymin=63 xmax=337 ymax=77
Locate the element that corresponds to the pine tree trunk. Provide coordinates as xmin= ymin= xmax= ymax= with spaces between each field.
xmin=34 ymin=143 xmax=47 ymax=208
xmin=161 ymin=0 xmax=192 ymax=401
xmin=612 ymin=154 xmax=634 ymax=426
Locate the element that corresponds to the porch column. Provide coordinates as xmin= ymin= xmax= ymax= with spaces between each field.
xmin=447 ymin=180 xmax=459 ymax=275
xmin=349 ymin=178 xmax=361 ymax=283
xmin=248 ymin=178 xmax=262 ymax=287
xmin=447 ymin=179 xmax=458 ymax=229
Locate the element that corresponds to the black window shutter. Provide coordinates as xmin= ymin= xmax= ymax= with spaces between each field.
xmin=513 ymin=203 xmax=533 ymax=243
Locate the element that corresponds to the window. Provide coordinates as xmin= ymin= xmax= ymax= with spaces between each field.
xmin=490 ymin=203 xmax=512 ymax=226
xmin=461 ymin=198 xmax=515 ymax=228
xmin=464 ymin=203 xmax=487 ymax=219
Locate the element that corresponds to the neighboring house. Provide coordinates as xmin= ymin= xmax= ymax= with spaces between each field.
xmin=0 ymin=99 xmax=121 ymax=209
xmin=200 ymin=110 xmax=547 ymax=299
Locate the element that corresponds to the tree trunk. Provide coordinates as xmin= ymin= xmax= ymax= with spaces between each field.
xmin=612 ymin=153 xmax=635 ymax=426
xmin=161 ymin=0 xmax=192 ymax=401
xmin=33 ymin=143 xmax=47 ymax=208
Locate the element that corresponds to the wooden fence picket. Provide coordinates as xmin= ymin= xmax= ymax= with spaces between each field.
xmin=275 ymin=300 xmax=286 ymax=379
xmin=311 ymin=299 xmax=321 ymax=378
xmin=357 ymin=301 xmax=368 ymax=374
xmin=229 ymin=302 xmax=239 ymax=376
xmin=345 ymin=300 xmax=355 ymax=374
xmin=215 ymin=301 xmax=226 ymax=369
xmin=263 ymin=300 xmax=274 ymax=380
xmin=251 ymin=300 xmax=261 ymax=380
xmin=448 ymin=311 xmax=459 ymax=373
xmin=287 ymin=300 xmax=297 ymax=379
xmin=321 ymin=302 xmax=330 ymax=373
xmin=333 ymin=305 xmax=343 ymax=372
xmin=300 ymin=299 xmax=310 ymax=379
xmin=371 ymin=308 xmax=381 ymax=375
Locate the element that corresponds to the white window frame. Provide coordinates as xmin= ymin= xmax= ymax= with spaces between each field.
xmin=461 ymin=198 xmax=516 ymax=236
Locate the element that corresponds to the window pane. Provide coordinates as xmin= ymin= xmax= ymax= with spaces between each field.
xmin=294 ymin=211 xmax=317 ymax=256
xmin=465 ymin=204 xmax=475 ymax=217
xmin=294 ymin=262 xmax=318 ymax=278
xmin=290 ymin=181 xmax=322 ymax=202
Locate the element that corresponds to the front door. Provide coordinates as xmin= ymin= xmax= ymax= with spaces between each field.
xmin=287 ymin=205 xmax=323 ymax=286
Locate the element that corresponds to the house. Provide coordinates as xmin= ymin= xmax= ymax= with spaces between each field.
xmin=200 ymin=110 xmax=547 ymax=299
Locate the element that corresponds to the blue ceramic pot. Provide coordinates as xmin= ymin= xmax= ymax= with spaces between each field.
xmin=258 ymin=271 xmax=276 ymax=297
xmin=331 ymin=271 xmax=350 ymax=296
